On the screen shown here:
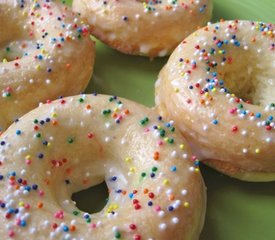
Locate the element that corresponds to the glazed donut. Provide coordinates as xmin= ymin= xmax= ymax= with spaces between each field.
xmin=72 ymin=0 xmax=213 ymax=57
xmin=0 ymin=0 xmax=95 ymax=132
xmin=155 ymin=20 xmax=275 ymax=181
xmin=0 ymin=94 xmax=206 ymax=239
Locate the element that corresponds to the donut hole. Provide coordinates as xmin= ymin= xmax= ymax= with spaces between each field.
xmin=71 ymin=181 xmax=109 ymax=214
xmin=0 ymin=11 xmax=33 ymax=62
xmin=0 ymin=40 xmax=36 ymax=62
xmin=214 ymin=47 xmax=275 ymax=106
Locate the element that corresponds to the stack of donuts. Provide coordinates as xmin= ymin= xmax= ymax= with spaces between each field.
xmin=0 ymin=0 xmax=274 ymax=239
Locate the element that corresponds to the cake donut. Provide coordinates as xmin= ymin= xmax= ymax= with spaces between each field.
xmin=0 ymin=94 xmax=206 ymax=239
xmin=155 ymin=20 xmax=275 ymax=181
xmin=0 ymin=0 xmax=95 ymax=132
xmin=72 ymin=0 xmax=213 ymax=57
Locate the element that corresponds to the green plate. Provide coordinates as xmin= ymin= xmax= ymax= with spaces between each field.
xmin=69 ymin=1 xmax=275 ymax=239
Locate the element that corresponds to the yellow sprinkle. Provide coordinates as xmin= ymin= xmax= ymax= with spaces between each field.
xmin=231 ymin=93 xmax=236 ymax=97
xmin=2 ymin=58 xmax=7 ymax=63
xmin=211 ymin=88 xmax=216 ymax=93
xmin=174 ymin=88 xmax=179 ymax=93
xmin=163 ymin=179 xmax=169 ymax=185
xmin=35 ymin=65 xmax=41 ymax=70
xmin=125 ymin=157 xmax=132 ymax=163
xmin=106 ymin=203 xmax=119 ymax=214
xmin=195 ymin=168 xmax=200 ymax=173
xmin=164 ymin=137 xmax=169 ymax=142
xmin=25 ymin=155 xmax=31 ymax=160
xmin=255 ymin=148 xmax=260 ymax=154
xmin=129 ymin=167 xmax=136 ymax=173
xmin=184 ymin=202 xmax=189 ymax=208
xmin=113 ymin=107 xmax=118 ymax=113
xmin=18 ymin=202 xmax=24 ymax=207
xmin=51 ymin=112 xmax=57 ymax=118
xmin=180 ymin=144 xmax=185 ymax=150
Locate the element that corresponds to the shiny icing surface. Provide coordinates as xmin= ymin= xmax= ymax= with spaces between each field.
xmin=0 ymin=94 xmax=206 ymax=239
xmin=0 ymin=0 xmax=95 ymax=132
xmin=155 ymin=20 xmax=275 ymax=181
xmin=72 ymin=0 xmax=212 ymax=57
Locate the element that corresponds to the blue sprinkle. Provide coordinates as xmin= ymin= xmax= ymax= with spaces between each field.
xmin=170 ymin=166 xmax=177 ymax=172
xmin=255 ymin=113 xmax=262 ymax=118
xmin=111 ymin=176 xmax=117 ymax=181
xmin=20 ymin=220 xmax=26 ymax=227
xmin=16 ymin=130 xmax=22 ymax=135
xmin=212 ymin=119 xmax=218 ymax=125
xmin=168 ymin=206 xmax=174 ymax=211
xmin=63 ymin=226 xmax=69 ymax=232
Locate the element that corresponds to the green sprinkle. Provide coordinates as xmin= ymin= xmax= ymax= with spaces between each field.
xmin=140 ymin=117 xmax=149 ymax=125
xmin=3 ymin=92 xmax=11 ymax=97
xmin=115 ymin=232 xmax=121 ymax=239
xmin=152 ymin=167 xmax=158 ymax=172
xmin=159 ymin=129 xmax=165 ymax=137
xmin=86 ymin=218 xmax=91 ymax=223
xmin=67 ymin=137 xmax=74 ymax=144
xmin=78 ymin=98 xmax=84 ymax=103
xmin=238 ymin=104 xmax=243 ymax=109
xmin=73 ymin=210 xmax=80 ymax=216
xmin=168 ymin=138 xmax=174 ymax=144
xmin=141 ymin=172 xmax=146 ymax=177
xmin=34 ymin=119 xmax=39 ymax=124
xmin=36 ymin=133 xmax=41 ymax=138
xmin=102 ymin=109 xmax=111 ymax=115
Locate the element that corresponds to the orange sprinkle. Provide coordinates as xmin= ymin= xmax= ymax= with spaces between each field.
xmin=44 ymin=179 xmax=50 ymax=185
xmin=153 ymin=151 xmax=159 ymax=160
xmin=86 ymin=104 xmax=91 ymax=110
xmin=66 ymin=167 xmax=72 ymax=175
xmin=70 ymin=225 xmax=76 ymax=231
xmin=82 ymin=179 xmax=88 ymax=184
xmin=143 ymin=188 xmax=149 ymax=194
xmin=37 ymin=202 xmax=43 ymax=208
xmin=124 ymin=109 xmax=130 ymax=115
xmin=52 ymin=120 xmax=58 ymax=126
xmin=168 ymin=194 xmax=175 ymax=201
